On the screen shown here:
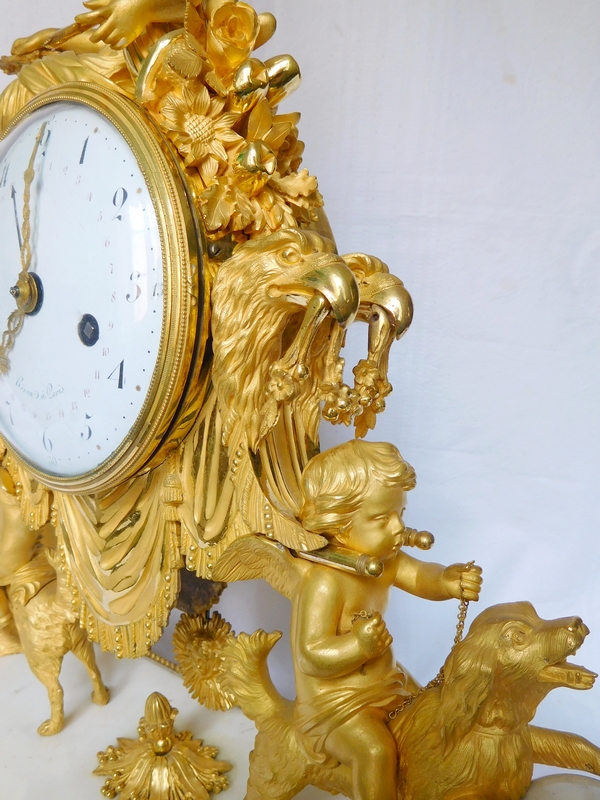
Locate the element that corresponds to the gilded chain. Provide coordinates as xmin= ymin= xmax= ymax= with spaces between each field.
xmin=352 ymin=610 xmax=374 ymax=623
xmin=0 ymin=310 xmax=25 ymax=373
xmin=0 ymin=121 xmax=46 ymax=375
xmin=145 ymin=648 xmax=181 ymax=674
xmin=388 ymin=560 xmax=475 ymax=720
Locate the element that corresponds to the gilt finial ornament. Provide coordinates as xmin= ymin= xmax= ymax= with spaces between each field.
xmin=94 ymin=691 xmax=231 ymax=799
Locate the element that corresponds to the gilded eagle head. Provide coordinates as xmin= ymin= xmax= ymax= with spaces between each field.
xmin=211 ymin=228 xmax=359 ymax=451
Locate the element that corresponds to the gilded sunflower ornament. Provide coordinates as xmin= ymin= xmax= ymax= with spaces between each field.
xmin=172 ymin=612 xmax=235 ymax=712
xmin=159 ymin=82 xmax=242 ymax=182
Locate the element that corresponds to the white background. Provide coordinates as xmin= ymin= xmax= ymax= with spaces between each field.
xmin=1 ymin=1 xmax=600 ymax=798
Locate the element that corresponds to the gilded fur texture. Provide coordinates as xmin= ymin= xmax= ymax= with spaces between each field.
xmin=8 ymin=550 xmax=110 ymax=735
xmin=223 ymin=602 xmax=600 ymax=800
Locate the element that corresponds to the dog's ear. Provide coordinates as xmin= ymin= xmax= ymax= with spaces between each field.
xmin=435 ymin=634 xmax=499 ymax=753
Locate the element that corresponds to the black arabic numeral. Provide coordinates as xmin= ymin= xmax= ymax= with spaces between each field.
xmin=80 ymin=413 xmax=92 ymax=440
xmin=112 ymin=187 xmax=128 ymax=221
xmin=107 ymin=360 xmax=125 ymax=389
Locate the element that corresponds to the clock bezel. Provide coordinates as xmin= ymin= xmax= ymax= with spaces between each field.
xmin=0 ymin=82 xmax=208 ymax=494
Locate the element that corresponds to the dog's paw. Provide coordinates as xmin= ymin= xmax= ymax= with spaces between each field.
xmin=92 ymin=685 xmax=110 ymax=706
xmin=37 ymin=717 xmax=64 ymax=736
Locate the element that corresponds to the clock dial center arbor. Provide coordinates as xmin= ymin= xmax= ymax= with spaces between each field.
xmin=0 ymin=83 xmax=207 ymax=493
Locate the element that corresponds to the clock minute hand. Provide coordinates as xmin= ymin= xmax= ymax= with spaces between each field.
xmin=0 ymin=121 xmax=47 ymax=375
xmin=10 ymin=185 xmax=23 ymax=250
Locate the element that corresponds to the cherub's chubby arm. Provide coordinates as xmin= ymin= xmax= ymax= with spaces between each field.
xmin=295 ymin=568 xmax=392 ymax=679
xmin=393 ymin=550 xmax=482 ymax=602
xmin=75 ymin=0 xmax=185 ymax=49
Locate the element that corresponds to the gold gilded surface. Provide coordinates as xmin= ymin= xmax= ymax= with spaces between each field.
xmin=94 ymin=691 xmax=231 ymax=799
xmin=172 ymin=610 xmax=236 ymax=710
xmin=0 ymin=468 xmax=110 ymax=734
xmin=0 ymin=82 xmax=205 ymax=494
xmin=1 ymin=4 xmax=598 ymax=800
xmin=10 ymin=548 xmax=111 ymax=736
xmin=222 ymin=601 xmax=600 ymax=800
xmin=0 ymin=0 xmax=322 ymax=243
xmin=0 ymin=1 xmax=362 ymax=660
xmin=214 ymin=438 xmax=482 ymax=800
xmin=0 ymin=462 xmax=41 ymax=656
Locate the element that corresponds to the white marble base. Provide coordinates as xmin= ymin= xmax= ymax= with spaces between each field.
xmin=526 ymin=775 xmax=600 ymax=799
xmin=2 ymin=643 xmax=600 ymax=800
xmin=0 ymin=646 xmax=329 ymax=800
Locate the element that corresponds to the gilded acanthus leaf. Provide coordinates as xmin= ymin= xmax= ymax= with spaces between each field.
xmin=247 ymin=96 xmax=272 ymax=141
xmin=94 ymin=692 xmax=231 ymax=799
xmin=270 ymin=169 xmax=319 ymax=200
xmin=202 ymin=183 xmax=233 ymax=230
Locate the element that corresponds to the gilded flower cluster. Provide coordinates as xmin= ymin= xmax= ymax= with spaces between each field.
xmin=145 ymin=0 xmax=323 ymax=243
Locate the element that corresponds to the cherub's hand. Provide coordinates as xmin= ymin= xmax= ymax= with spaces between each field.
xmin=75 ymin=0 xmax=160 ymax=49
xmin=353 ymin=612 xmax=393 ymax=659
xmin=443 ymin=563 xmax=483 ymax=602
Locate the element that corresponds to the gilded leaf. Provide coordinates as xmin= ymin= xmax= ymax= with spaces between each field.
xmin=247 ymin=97 xmax=272 ymax=141
xmin=265 ymin=117 xmax=295 ymax=151
xmin=202 ymin=185 xmax=233 ymax=231
xmin=270 ymin=169 xmax=318 ymax=199
xmin=185 ymin=2 xmax=207 ymax=44
xmin=205 ymin=69 xmax=229 ymax=97
xmin=200 ymin=154 xmax=220 ymax=186
xmin=167 ymin=37 xmax=206 ymax=79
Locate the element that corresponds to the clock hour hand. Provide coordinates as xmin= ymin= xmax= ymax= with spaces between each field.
xmin=0 ymin=122 xmax=47 ymax=375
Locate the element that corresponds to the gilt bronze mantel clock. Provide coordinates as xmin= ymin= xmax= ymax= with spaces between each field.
xmin=0 ymin=3 xmax=599 ymax=800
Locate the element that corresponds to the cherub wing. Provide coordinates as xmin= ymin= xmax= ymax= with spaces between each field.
xmin=211 ymin=534 xmax=307 ymax=600
xmin=236 ymin=448 xmax=327 ymax=552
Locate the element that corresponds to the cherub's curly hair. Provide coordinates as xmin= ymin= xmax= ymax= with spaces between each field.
xmin=298 ymin=439 xmax=415 ymax=541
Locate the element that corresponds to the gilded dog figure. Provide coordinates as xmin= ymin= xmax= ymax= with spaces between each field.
xmin=392 ymin=602 xmax=599 ymax=800
xmin=8 ymin=549 xmax=110 ymax=736
xmin=223 ymin=601 xmax=600 ymax=800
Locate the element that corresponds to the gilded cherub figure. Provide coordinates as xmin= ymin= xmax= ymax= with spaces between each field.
xmin=293 ymin=440 xmax=482 ymax=800
xmin=213 ymin=439 xmax=482 ymax=800
xmin=0 ymin=466 xmax=32 ymax=655
xmin=221 ymin=603 xmax=600 ymax=800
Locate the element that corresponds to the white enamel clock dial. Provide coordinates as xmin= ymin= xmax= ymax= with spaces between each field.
xmin=0 ymin=87 xmax=203 ymax=491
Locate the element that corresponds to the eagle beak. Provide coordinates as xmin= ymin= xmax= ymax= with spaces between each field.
xmin=264 ymin=256 xmax=360 ymax=413
xmin=373 ymin=282 xmax=413 ymax=340
xmin=271 ymin=255 xmax=360 ymax=328
xmin=362 ymin=281 xmax=414 ymax=340
xmin=298 ymin=260 xmax=360 ymax=328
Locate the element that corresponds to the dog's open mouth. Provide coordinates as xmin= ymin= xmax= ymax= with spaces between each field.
xmin=539 ymin=659 xmax=597 ymax=689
